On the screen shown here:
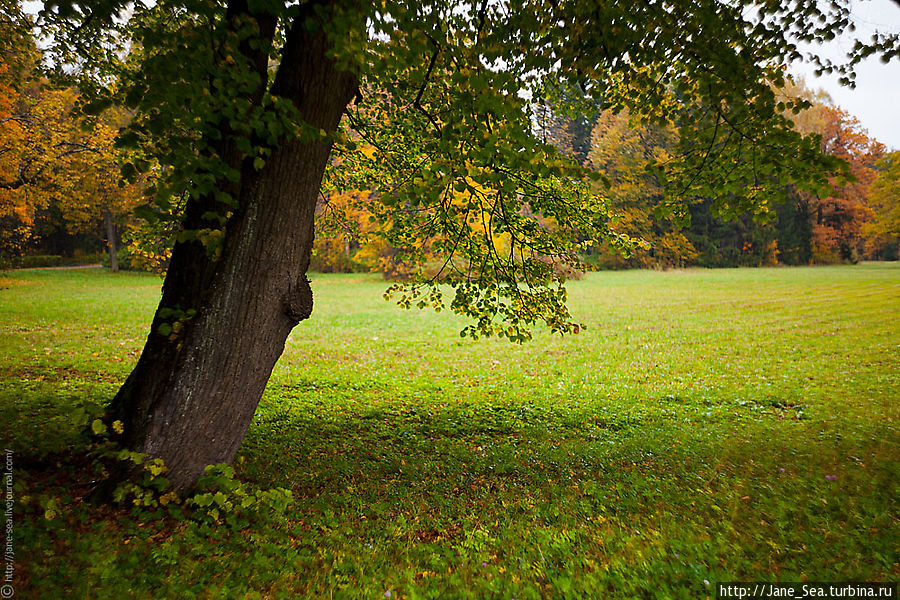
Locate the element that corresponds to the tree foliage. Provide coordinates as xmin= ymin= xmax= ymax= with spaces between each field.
xmin=784 ymin=85 xmax=885 ymax=263
xmin=547 ymin=79 xmax=891 ymax=270
xmin=864 ymin=151 xmax=900 ymax=258
xmin=586 ymin=110 xmax=699 ymax=269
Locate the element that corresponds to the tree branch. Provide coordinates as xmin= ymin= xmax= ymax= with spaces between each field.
xmin=413 ymin=34 xmax=442 ymax=133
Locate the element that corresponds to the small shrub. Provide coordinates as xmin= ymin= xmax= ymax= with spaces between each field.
xmin=186 ymin=464 xmax=293 ymax=530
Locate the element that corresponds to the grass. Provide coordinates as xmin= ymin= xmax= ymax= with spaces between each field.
xmin=1 ymin=264 xmax=898 ymax=598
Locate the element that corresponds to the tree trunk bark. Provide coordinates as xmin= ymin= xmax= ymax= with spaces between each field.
xmin=105 ymin=4 xmax=359 ymax=494
xmin=103 ymin=206 xmax=119 ymax=273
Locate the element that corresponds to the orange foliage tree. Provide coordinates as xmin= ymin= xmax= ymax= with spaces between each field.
xmin=810 ymin=106 xmax=884 ymax=263
xmin=0 ymin=4 xmax=40 ymax=257
xmin=784 ymin=82 xmax=885 ymax=263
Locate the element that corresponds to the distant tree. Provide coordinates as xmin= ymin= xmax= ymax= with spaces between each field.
xmin=1 ymin=3 xmax=145 ymax=266
xmin=686 ymin=200 xmax=779 ymax=268
xmin=782 ymin=83 xmax=885 ymax=263
xmin=587 ymin=110 xmax=697 ymax=268
xmin=1 ymin=82 xmax=82 ymax=255
xmin=55 ymin=110 xmax=145 ymax=271
xmin=0 ymin=75 xmax=142 ymax=267
xmin=773 ymin=188 xmax=813 ymax=265
xmin=863 ymin=151 xmax=900 ymax=260
xmin=810 ymin=107 xmax=884 ymax=263
xmin=310 ymin=190 xmax=368 ymax=273
xmin=0 ymin=4 xmax=41 ymax=257
xmin=537 ymin=100 xmax=597 ymax=167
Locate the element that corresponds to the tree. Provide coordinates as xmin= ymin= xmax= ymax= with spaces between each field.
xmin=55 ymin=109 xmax=145 ymax=272
xmin=781 ymin=84 xmax=885 ymax=263
xmin=773 ymin=188 xmax=813 ymax=265
xmin=0 ymin=69 xmax=33 ymax=258
xmin=34 ymin=0 xmax=888 ymax=492
xmin=586 ymin=110 xmax=699 ymax=269
xmin=0 ymin=82 xmax=87 ymax=256
xmin=0 ymin=76 xmax=142 ymax=266
xmin=0 ymin=3 xmax=141 ymax=266
xmin=864 ymin=151 xmax=900 ymax=259
xmin=808 ymin=107 xmax=883 ymax=263
xmin=0 ymin=2 xmax=41 ymax=257
xmin=534 ymin=98 xmax=597 ymax=168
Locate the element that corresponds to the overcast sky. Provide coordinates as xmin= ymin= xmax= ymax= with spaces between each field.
xmin=790 ymin=0 xmax=900 ymax=150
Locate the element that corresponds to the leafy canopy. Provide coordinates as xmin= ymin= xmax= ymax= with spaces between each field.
xmin=35 ymin=0 xmax=877 ymax=340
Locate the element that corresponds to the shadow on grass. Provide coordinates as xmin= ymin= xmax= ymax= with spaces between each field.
xmin=237 ymin=380 xmax=898 ymax=580
xmin=7 ymin=380 xmax=899 ymax=598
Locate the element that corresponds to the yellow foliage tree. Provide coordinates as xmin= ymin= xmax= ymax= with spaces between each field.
xmin=0 ymin=75 xmax=142 ymax=267
xmin=863 ymin=151 xmax=900 ymax=259
xmin=588 ymin=110 xmax=692 ymax=268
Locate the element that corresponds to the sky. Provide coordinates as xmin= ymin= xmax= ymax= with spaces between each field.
xmin=789 ymin=0 xmax=900 ymax=150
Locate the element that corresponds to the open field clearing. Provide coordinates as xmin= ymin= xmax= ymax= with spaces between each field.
xmin=1 ymin=264 xmax=898 ymax=598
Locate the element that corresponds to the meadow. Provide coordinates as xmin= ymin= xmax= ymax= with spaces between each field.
xmin=0 ymin=264 xmax=898 ymax=599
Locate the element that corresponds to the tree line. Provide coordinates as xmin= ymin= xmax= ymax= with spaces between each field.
xmin=3 ymin=10 xmax=897 ymax=275
xmin=313 ymin=85 xmax=900 ymax=275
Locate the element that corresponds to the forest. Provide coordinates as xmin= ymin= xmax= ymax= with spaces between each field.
xmin=3 ymin=7 xmax=898 ymax=274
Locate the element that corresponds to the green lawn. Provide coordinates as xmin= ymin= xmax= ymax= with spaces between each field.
xmin=1 ymin=265 xmax=898 ymax=599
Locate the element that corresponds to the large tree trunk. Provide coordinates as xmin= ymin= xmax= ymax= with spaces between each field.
xmin=106 ymin=3 xmax=358 ymax=493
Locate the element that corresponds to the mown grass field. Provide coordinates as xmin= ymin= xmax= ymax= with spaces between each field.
xmin=1 ymin=264 xmax=898 ymax=599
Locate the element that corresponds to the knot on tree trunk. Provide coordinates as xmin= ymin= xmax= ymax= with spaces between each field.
xmin=283 ymin=275 xmax=313 ymax=324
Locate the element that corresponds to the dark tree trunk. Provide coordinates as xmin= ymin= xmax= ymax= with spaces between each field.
xmin=103 ymin=206 xmax=118 ymax=273
xmin=106 ymin=2 xmax=359 ymax=493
